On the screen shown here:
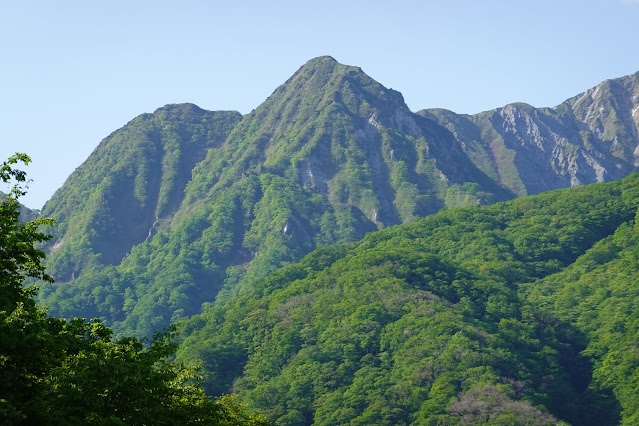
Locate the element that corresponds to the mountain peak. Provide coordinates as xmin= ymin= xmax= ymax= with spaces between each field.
xmin=257 ymin=56 xmax=407 ymax=124
xmin=302 ymin=55 xmax=339 ymax=66
xmin=152 ymin=103 xmax=205 ymax=115
xmin=285 ymin=55 xmax=357 ymax=87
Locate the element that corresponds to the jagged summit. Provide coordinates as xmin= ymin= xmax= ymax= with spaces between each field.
xmin=564 ymin=69 xmax=639 ymax=109
xmin=419 ymin=68 xmax=639 ymax=197
xmin=289 ymin=55 xmax=350 ymax=79
xmin=260 ymin=55 xmax=408 ymax=121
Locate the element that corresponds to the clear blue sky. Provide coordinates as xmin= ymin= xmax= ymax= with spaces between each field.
xmin=2 ymin=0 xmax=639 ymax=209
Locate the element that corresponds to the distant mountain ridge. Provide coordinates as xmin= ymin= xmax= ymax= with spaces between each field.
xmin=35 ymin=57 xmax=639 ymax=338
xmin=0 ymin=191 xmax=38 ymax=222
xmin=419 ymin=70 xmax=639 ymax=195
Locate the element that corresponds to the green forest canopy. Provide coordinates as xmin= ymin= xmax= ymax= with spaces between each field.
xmin=176 ymin=172 xmax=639 ymax=425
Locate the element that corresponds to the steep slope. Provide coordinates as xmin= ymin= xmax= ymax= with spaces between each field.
xmin=38 ymin=57 xmax=512 ymax=337
xmin=181 ymin=56 xmax=511 ymax=226
xmin=526 ymin=210 xmax=639 ymax=425
xmin=176 ymin=173 xmax=639 ymax=425
xmin=40 ymin=104 xmax=242 ymax=280
xmin=419 ymin=71 xmax=639 ymax=196
xmin=165 ymin=56 xmax=511 ymax=282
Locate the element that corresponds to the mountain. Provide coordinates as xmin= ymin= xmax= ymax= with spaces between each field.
xmin=419 ymin=70 xmax=639 ymax=196
xmin=39 ymin=104 xmax=241 ymax=278
xmin=27 ymin=57 xmax=639 ymax=424
xmin=176 ymin=173 xmax=639 ymax=425
xmin=35 ymin=57 xmax=512 ymax=337
xmin=35 ymin=57 xmax=639 ymax=340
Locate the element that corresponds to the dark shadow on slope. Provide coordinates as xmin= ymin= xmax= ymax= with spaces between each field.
xmin=415 ymin=114 xmax=517 ymax=203
xmin=530 ymin=311 xmax=621 ymax=426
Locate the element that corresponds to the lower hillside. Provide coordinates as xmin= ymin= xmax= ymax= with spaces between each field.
xmin=176 ymin=173 xmax=639 ymax=425
xmin=1 ymin=155 xmax=268 ymax=425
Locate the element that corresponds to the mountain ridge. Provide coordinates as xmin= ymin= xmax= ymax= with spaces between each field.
xmin=418 ymin=69 xmax=639 ymax=196
xmin=40 ymin=104 xmax=242 ymax=276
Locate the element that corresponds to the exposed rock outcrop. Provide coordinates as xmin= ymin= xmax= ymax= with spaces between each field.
xmin=419 ymin=70 xmax=639 ymax=196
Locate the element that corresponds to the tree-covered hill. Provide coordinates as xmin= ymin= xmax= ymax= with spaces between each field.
xmin=35 ymin=57 xmax=639 ymax=342
xmin=0 ymin=190 xmax=38 ymax=222
xmin=175 ymin=173 xmax=639 ymax=425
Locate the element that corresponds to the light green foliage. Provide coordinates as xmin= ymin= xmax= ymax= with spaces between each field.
xmin=445 ymin=182 xmax=493 ymax=208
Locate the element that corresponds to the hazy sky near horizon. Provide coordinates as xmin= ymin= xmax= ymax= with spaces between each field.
xmin=2 ymin=0 xmax=639 ymax=209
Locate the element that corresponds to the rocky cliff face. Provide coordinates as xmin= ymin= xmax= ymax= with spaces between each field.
xmin=419 ymin=71 xmax=639 ymax=197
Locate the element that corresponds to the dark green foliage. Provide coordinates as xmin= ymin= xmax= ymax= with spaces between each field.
xmin=524 ymin=210 xmax=639 ymax=424
xmin=0 ymin=155 xmax=267 ymax=425
xmin=0 ymin=191 xmax=39 ymax=222
xmin=176 ymin=173 xmax=639 ymax=424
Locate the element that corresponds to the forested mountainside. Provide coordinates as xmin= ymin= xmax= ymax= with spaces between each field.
xmin=35 ymin=57 xmax=639 ymax=340
xmin=176 ymin=173 xmax=639 ymax=425
xmin=40 ymin=104 xmax=242 ymax=277
xmin=35 ymin=57 xmax=512 ymax=337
